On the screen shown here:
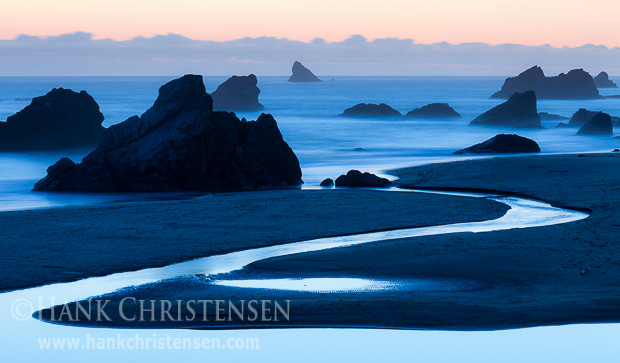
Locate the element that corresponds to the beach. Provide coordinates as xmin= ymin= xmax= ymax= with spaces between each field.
xmin=0 ymin=188 xmax=506 ymax=292
xmin=29 ymin=152 xmax=620 ymax=330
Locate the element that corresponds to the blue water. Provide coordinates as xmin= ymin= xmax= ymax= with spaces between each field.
xmin=1 ymin=76 xmax=619 ymax=210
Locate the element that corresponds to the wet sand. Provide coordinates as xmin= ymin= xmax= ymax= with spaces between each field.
xmin=37 ymin=153 xmax=620 ymax=330
xmin=0 ymin=189 xmax=506 ymax=292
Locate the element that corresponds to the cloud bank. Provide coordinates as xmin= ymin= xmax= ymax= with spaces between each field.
xmin=1 ymin=33 xmax=620 ymax=76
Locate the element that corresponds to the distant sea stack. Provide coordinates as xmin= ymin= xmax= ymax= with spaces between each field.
xmin=339 ymin=103 xmax=402 ymax=118
xmin=0 ymin=88 xmax=104 ymax=151
xmin=211 ymin=74 xmax=264 ymax=111
xmin=491 ymin=66 xmax=601 ymax=99
xmin=404 ymin=103 xmax=461 ymax=119
xmin=454 ymin=134 xmax=541 ymax=154
xmin=34 ymin=75 xmax=302 ymax=192
xmin=576 ymin=112 xmax=613 ymax=136
xmin=593 ymin=72 xmax=617 ymax=88
xmin=288 ymin=61 xmax=322 ymax=82
xmin=470 ymin=91 xmax=541 ymax=128
xmin=538 ymin=112 xmax=568 ymax=121
xmin=569 ymin=108 xmax=620 ymax=127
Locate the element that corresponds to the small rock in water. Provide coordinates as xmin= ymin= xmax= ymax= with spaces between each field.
xmin=352 ymin=147 xmax=365 ymax=151
xmin=320 ymin=178 xmax=334 ymax=187
xmin=335 ymin=170 xmax=391 ymax=187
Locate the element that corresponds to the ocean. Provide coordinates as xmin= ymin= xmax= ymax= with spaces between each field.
xmin=1 ymin=76 xmax=619 ymax=210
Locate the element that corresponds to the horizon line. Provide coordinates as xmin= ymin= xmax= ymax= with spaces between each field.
xmin=2 ymin=32 xmax=618 ymax=51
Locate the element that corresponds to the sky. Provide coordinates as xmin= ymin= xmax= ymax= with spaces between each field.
xmin=0 ymin=0 xmax=619 ymax=75
xmin=1 ymin=0 xmax=619 ymax=47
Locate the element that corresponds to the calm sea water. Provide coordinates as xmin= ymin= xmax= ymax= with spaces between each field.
xmin=1 ymin=76 xmax=619 ymax=210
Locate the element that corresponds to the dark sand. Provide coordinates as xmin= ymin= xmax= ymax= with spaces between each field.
xmin=38 ymin=153 xmax=620 ymax=330
xmin=0 ymin=189 xmax=506 ymax=292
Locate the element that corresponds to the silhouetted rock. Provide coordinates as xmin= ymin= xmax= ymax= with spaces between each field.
xmin=491 ymin=66 xmax=600 ymax=99
xmin=320 ymin=178 xmax=334 ymax=187
xmin=335 ymin=170 xmax=391 ymax=187
xmin=470 ymin=91 xmax=541 ymax=127
xmin=538 ymin=112 xmax=568 ymax=121
xmin=569 ymin=108 xmax=598 ymax=127
xmin=0 ymin=88 xmax=104 ymax=151
xmin=569 ymin=108 xmax=620 ymax=127
xmin=404 ymin=103 xmax=461 ymax=119
xmin=339 ymin=103 xmax=402 ymax=118
xmin=556 ymin=122 xmax=570 ymax=128
xmin=288 ymin=61 xmax=322 ymax=82
xmin=352 ymin=147 xmax=365 ymax=151
xmin=211 ymin=74 xmax=264 ymax=111
xmin=576 ymin=112 xmax=613 ymax=135
xmin=454 ymin=134 xmax=541 ymax=154
xmin=593 ymin=72 xmax=617 ymax=88
xmin=34 ymin=75 xmax=302 ymax=192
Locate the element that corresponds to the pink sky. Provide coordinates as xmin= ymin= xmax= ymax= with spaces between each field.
xmin=1 ymin=0 xmax=619 ymax=47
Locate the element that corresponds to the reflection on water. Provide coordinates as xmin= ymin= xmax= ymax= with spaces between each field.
xmin=214 ymin=278 xmax=399 ymax=292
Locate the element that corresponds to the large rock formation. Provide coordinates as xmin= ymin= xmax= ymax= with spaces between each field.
xmin=491 ymin=66 xmax=601 ymax=99
xmin=334 ymin=170 xmax=391 ymax=187
xmin=288 ymin=61 xmax=322 ymax=82
xmin=569 ymin=108 xmax=620 ymax=127
xmin=211 ymin=74 xmax=264 ymax=111
xmin=593 ymin=72 xmax=617 ymax=88
xmin=404 ymin=103 xmax=461 ymax=119
xmin=454 ymin=134 xmax=541 ymax=154
xmin=0 ymin=88 xmax=104 ymax=151
xmin=470 ymin=91 xmax=541 ymax=127
xmin=33 ymin=75 xmax=302 ymax=192
xmin=576 ymin=112 xmax=613 ymax=136
xmin=339 ymin=103 xmax=402 ymax=118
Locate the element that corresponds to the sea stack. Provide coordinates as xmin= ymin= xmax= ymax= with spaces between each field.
xmin=470 ymin=91 xmax=541 ymax=128
xmin=339 ymin=103 xmax=402 ymax=118
xmin=569 ymin=108 xmax=620 ymax=127
xmin=34 ymin=75 xmax=302 ymax=192
xmin=576 ymin=112 xmax=613 ymax=136
xmin=211 ymin=74 xmax=264 ymax=111
xmin=0 ymin=88 xmax=104 ymax=151
xmin=404 ymin=103 xmax=461 ymax=119
xmin=454 ymin=134 xmax=541 ymax=154
xmin=491 ymin=66 xmax=600 ymax=99
xmin=288 ymin=61 xmax=322 ymax=82
xmin=593 ymin=72 xmax=617 ymax=88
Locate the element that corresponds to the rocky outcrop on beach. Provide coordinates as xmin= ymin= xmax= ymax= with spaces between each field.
xmin=538 ymin=112 xmax=568 ymax=121
xmin=576 ymin=112 xmax=613 ymax=135
xmin=339 ymin=103 xmax=402 ymax=118
xmin=453 ymin=134 xmax=541 ymax=154
xmin=404 ymin=103 xmax=461 ymax=119
xmin=288 ymin=61 xmax=322 ymax=82
xmin=593 ymin=72 xmax=617 ymax=88
xmin=33 ymin=75 xmax=302 ymax=192
xmin=320 ymin=178 xmax=334 ymax=187
xmin=334 ymin=170 xmax=391 ymax=187
xmin=470 ymin=91 xmax=541 ymax=127
xmin=491 ymin=66 xmax=601 ymax=99
xmin=211 ymin=74 xmax=264 ymax=111
xmin=0 ymin=88 xmax=104 ymax=151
